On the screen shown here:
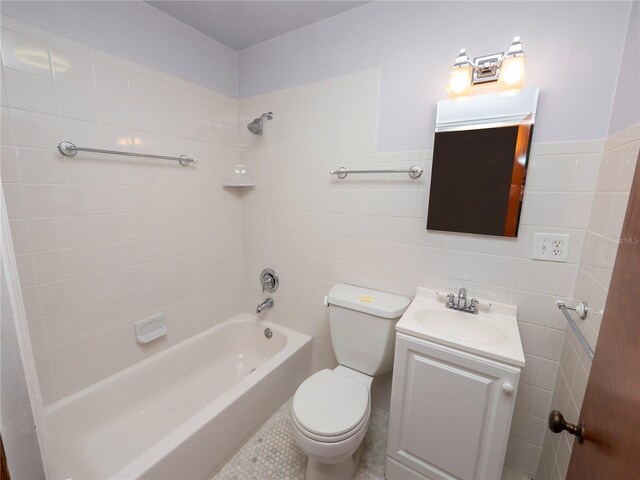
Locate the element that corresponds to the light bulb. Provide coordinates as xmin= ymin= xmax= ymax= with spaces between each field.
xmin=447 ymin=64 xmax=472 ymax=98
xmin=498 ymin=54 xmax=525 ymax=91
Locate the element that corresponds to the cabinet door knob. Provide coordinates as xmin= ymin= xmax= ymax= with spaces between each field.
xmin=502 ymin=382 xmax=514 ymax=394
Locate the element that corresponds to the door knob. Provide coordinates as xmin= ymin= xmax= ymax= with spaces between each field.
xmin=548 ymin=410 xmax=585 ymax=444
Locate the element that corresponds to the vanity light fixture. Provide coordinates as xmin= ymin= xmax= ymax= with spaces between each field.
xmin=497 ymin=36 xmax=526 ymax=91
xmin=446 ymin=49 xmax=473 ymax=98
xmin=447 ymin=36 xmax=526 ymax=98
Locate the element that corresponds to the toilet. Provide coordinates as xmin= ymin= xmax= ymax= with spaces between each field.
xmin=291 ymin=284 xmax=410 ymax=479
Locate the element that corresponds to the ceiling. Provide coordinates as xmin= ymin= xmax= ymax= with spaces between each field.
xmin=146 ymin=1 xmax=369 ymax=51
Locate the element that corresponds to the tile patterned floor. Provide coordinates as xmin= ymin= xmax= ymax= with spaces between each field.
xmin=502 ymin=465 xmax=533 ymax=480
xmin=213 ymin=398 xmax=532 ymax=480
xmin=213 ymin=398 xmax=388 ymax=480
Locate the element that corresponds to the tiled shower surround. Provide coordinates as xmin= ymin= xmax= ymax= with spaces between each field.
xmin=0 ymin=18 xmax=245 ymax=404
xmin=1 ymin=16 xmax=637 ymax=477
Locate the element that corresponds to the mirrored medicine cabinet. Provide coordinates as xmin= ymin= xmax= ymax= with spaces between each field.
xmin=427 ymin=88 xmax=539 ymax=237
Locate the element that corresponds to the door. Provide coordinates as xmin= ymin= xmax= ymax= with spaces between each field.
xmin=566 ymin=152 xmax=640 ymax=479
xmin=387 ymin=334 xmax=520 ymax=480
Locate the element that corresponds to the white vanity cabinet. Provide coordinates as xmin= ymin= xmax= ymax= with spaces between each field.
xmin=386 ymin=333 xmax=521 ymax=480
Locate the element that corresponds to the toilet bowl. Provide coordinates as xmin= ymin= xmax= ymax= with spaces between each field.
xmin=290 ymin=284 xmax=410 ymax=479
xmin=291 ymin=366 xmax=373 ymax=479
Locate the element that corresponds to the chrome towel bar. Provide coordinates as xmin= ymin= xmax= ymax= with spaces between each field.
xmin=57 ymin=141 xmax=196 ymax=166
xmin=556 ymin=301 xmax=594 ymax=361
xmin=329 ymin=165 xmax=423 ymax=179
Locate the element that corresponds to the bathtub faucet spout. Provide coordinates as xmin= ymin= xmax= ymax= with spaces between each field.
xmin=256 ymin=297 xmax=274 ymax=314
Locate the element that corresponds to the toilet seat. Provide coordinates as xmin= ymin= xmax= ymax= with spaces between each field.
xmin=292 ymin=405 xmax=370 ymax=443
xmin=292 ymin=369 xmax=370 ymax=440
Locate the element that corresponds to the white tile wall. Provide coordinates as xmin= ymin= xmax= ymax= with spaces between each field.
xmin=2 ymin=15 xmax=632 ymax=478
xmin=536 ymin=124 xmax=639 ymax=480
xmin=0 ymin=18 xmax=244 ymax=405
xmin=239 ymin=70 xmax=605 ymax=476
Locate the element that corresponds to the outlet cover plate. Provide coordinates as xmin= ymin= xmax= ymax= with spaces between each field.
xmin=532 ymin=233 xmax=570 ymax=262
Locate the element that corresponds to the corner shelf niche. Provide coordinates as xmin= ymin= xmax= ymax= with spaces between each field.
xmin=221 ymin=181 xmax=256 ymax=189
xmin=222 ymin=162 xmax=256 ymax=189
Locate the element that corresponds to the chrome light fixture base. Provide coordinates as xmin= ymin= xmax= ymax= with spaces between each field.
xmin=472 ymin=53 xmax=504 ymax=84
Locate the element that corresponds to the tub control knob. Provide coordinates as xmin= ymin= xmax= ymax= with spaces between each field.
xmin=502 ymin=382 xmax=514 ymax=395
xmin=260 ymin=268 xmax=279 ymax=293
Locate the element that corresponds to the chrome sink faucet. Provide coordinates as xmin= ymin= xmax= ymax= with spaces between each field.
xmin=256 ymin=297 xmax=274 ymax=314
xmin=457 ymin=288 xmax=466 ymax=308
xmin=446 ymin=288 xmax=479 ymax=314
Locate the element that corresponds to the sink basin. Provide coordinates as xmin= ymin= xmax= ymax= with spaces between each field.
xmin=414 ymin=309 xmax=509 ymax=346
xmin=396 ymin=288 xmax=525 ymax=367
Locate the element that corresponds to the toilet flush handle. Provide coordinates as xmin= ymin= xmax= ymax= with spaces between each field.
xmin=324 ymin=296 xmax=329 ymax=307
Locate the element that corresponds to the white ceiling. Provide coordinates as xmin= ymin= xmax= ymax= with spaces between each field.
xmin=145 ymin=1 xmax=369 ymax=51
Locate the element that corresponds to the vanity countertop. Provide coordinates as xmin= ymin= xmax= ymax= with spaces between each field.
xmin=396 ymin=288 xmax=525 ymax=367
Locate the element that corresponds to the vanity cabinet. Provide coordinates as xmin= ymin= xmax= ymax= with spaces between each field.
xmin=386 ymin=333 xmax=521 ymax=480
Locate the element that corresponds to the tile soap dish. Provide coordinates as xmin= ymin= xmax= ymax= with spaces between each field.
xmin=135 ymin=313 xmax=167 ymax=344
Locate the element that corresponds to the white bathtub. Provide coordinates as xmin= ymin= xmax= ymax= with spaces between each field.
xmin=44 ymin=313 xmax=312 ymax=479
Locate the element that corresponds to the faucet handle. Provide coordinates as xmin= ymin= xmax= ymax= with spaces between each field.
xmin=260 ymin=268 xmax=279 ymax=293
xmin=446 ymin=293 xmax=455 ymax=307
xmin=470 ymin=298 xmax=479 ymax=313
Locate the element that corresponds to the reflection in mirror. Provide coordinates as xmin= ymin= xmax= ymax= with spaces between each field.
xmin=427 ymin=88 xmax=539 ymax=237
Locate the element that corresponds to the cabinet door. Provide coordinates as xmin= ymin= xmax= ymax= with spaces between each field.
xmin=387 ymin=334 xmax=520 ymax=480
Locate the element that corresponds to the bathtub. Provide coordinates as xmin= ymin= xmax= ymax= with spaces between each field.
xmin=44 ymin=313 xmax=312 ymax=479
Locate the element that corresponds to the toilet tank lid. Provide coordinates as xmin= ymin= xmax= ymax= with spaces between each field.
xmin=327 ymin=284 xmax=410 ymax=319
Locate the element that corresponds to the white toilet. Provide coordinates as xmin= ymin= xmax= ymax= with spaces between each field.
xmin=291 ymin=284 xmax=410 ymax=480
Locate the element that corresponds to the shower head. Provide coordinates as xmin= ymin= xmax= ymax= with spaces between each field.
xmin=247 ymin=112 xmax=273 ymax=135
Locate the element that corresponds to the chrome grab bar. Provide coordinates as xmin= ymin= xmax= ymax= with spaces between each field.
xmin=329 ymin=165 xmax=423 ymax=179
xmin=556 ymin=301 xmax=594 ymax=361
xmin=57 ymin=141 xmax=196 ymax=166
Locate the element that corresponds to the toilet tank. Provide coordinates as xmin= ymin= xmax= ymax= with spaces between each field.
xmin=327 ymin=284 xmax=410 ymax=376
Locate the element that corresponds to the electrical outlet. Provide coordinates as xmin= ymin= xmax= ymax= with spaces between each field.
xmin=532 ymin=233 xmax=570 ymax=262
